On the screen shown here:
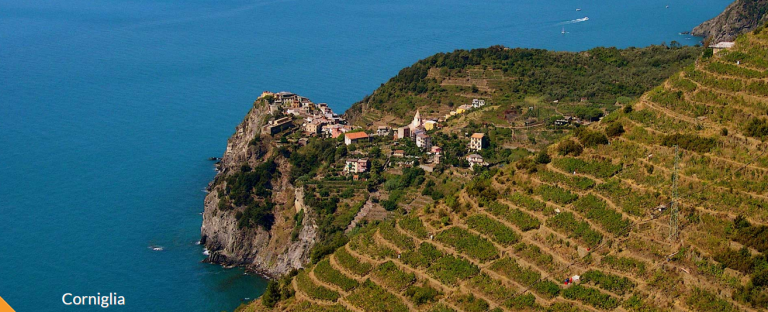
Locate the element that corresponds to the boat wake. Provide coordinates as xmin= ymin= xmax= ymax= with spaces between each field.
xmin=557 ymin=17 xmax=589 ymax=25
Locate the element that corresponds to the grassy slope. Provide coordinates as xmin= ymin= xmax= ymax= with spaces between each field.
xmin=244 ymin=32 xmax=768 ymax=312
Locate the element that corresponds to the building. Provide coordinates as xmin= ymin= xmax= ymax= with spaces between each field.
xmin=344 ymin=158 xmax=370 ymax=174
xmin=304 ymin=121 xmax=324 ymax=135
xmin=344 ymin=132 xmax=369 ymax=145
xmin=424 ymin=120 xmax=438 ymax=131
xmin=430 ymin=146 xmax=442 ymax=154
xmin=265 ymin=117 xmax=293 ymax=135
xmin=472 ymin=99 xmax=486 ymax=108
xmin=393 ymin=150 xmax=405 ymax=157
xmin=416 ymin=133 xmax=432 ymax=150
xmin=710 ymin=41 xmax=735 ymax=54
xmin=377 ymin=126 xmax=390 ymax=136
xmin=395 ymin=126 xmax=411 ymax=140
xmin=470 ymin=133 xmax=485 ymax=151
xmin=456 ymin=105 xmax=472 ymax=114
xmin=466 ymin=154 xmax=485 ymax=167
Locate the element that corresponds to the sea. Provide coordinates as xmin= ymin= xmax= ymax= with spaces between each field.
xmin=0 ymin=0 xmax=732 ymax=311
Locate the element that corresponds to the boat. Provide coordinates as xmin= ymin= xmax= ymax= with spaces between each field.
xmin=576 ymin=8 xmax=581 ymax=11
xmin=562 ymin=27 xmax=566 ymax=34
xmin=583 ymin=17 xmax=589 ymax=21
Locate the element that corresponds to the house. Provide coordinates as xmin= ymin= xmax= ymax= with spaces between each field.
xmin=416 ymin=133 xmax=432 ymax=150
xmin=344 ymin=132 xmax=369 ymax=145
xmin=472 ymin=99 xmax=486 ymax=108
xmin=265 ymin=117 xmax=293 ymax=135
xmin=430 ymin=146 xmax=442 ymax=154
xmin=304 ymin=121 xmax=324 ymax=135
xmin=344 ymin=158 xmax=370 ymax=174
xmin=377 ymin=126 xmax=390 ymax=136
xmin=466 ymin=154 xmax=485 ymax=167
xmin=393 ymin=150 xmax=405 ymax=157
xmin=395 ymin=126 xmax=411 ymax=140
xmin=424 ymin=120 xmax=438 ymax=131
xmin=710 ymin=41 xmax=735 ymax=54
xmin=469 ymin=133 xmax=485 ymax=151
xmin=456 ymin=105 xmax=472 ymax=114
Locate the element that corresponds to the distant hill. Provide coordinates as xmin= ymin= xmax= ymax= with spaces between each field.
xmin=344 ymin=45 xmax=700 ymax=128
xmin=692 ymin=0 xmax=768 ymax=43
xmin=241 ymin=28 xmax=768 ymax=312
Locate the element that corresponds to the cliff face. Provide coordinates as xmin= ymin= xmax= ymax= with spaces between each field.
xmin=200 ymin=100 xmax=317 ymax=278
xmin=692 ymin=0 xmax=768 ymax=42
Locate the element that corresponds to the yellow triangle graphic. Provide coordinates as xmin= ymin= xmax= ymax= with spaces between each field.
xmin=0 ymin=296 xmax=15 ymax=312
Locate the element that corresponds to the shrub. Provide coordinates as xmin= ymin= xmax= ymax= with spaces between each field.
xmin=537 ymin=184 xmax=578 ymax=205
xmin=347 ymin=279 xmax=409 ymax=312
xmin=661 ymin=133 xmax=716 ymax=153
xmin=261 ymin=280 xmax=281 ymax=308
xmin=573 ymin=195 xmax=631 ymax=237
xmin=535 ymin=150 xmax=552 ymax=164
xmin=435 ymin=227 xmax=499 ymax=262
xmin=576 ymin=128 xmax=609 ymax=147
xmin=426 ymin=254 xmax=480 ymax=286
xmin=372 ymin=261 xmax=416 ymax=291
xmin=581 ymin=270 xmax=636 ymax=295
xmin=605 ymin=123 xmax=625 ymax=137
xmin=547 ymin=212 xmax=603 ymax=247
xmin=686 ymin=288 xmax=740 ymax=312
xmin=405 ymin=283 xmax=440 ymax=305
xmin=487 ymin=200 xmax=541 ymax=231
xmin=745 ymin=118 xmax=768 ymax=138
xmin=402 ymin=243 xmax=444 ymax=269
xmin=557 ymin=139 xmax=584 ymax=156
xmin=399 ymin=216 xmax=428 ymax=239
xmin=334 ymin=247 xmax=372 ymax=276
xmin=489 ymin=257 xmax=541 ymax=286
xmin=466 ymin=214 xmax=521 ymax=246
xmin=454 ymin=294 xmax=489 ymax=312
xmin=314 ymin=258 xmax=359 ymax=292
xmin=295 ymin=270 xmax=341 ymax=301
xmin=562 ymin=284 xmax=620 ymax=310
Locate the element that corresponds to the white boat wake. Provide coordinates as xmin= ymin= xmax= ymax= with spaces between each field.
xmin=557 ymin=17 xmax=589 ymax=25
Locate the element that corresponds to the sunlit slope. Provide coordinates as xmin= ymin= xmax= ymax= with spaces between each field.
xmin=244 ymin=31 xmax=768 ymax=312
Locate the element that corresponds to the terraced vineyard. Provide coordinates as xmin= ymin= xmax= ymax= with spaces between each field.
xmin=241 ymin=31 xmax=768 ymax=312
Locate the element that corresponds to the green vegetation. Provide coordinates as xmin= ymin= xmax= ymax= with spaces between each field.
xmin=547 ymin=212 xmax=603 ymax=247
xmin=348 ymin=45 xmax=700 ymax=122
xmin=314 ymin=258 xmax=359 ymax=292
xmin=402 ymin=243 xmax=444 ymax=269
xmin=489 ymin=257 xmax=541 ymax=286
xmin=346 ymin=280 xmax=409 ymax=312
xmin=435 ymin=227 xmax=499 ymax=262
xmin=536 ymin=184 xmax=579 ymax=205
xmin=661 ymin=133 xmax=717 ymax=153
xmin=601 ymin=255 xmax=647 ymax=275
xmin=466 ymin=214 xmax=521 ymax=246
xmin=426 ymin=253 xmax=480 ymax=286
xmin=372 ymin=261 xmax=416 ymax=291
xmin=334 ymin=247 xmax=372 ymax=277
xmin=508 ymin=193 xmax=549 ymax=213
xmin=399 ymin=216 xmax=429 ymax=239
xmin=686 ymin=288 xmax=741 ymax=312
xmin=486 ymin=200 xmax=541 ymax=231
xmin=404 ymin=282 xmax=440 ymax=305
xmin=538 ymin=170 xmax=596 ymax=190
xmin=562 ymin=284 xmax=621 ymax=310
xmin=466 ymin=273 xmax=517 ymax=302
xmin=572 ymin=195 xmax=631 ymax=237
xmin=379 ymin=220 xmax=416 ymax=251
xmin=296 ymin=270 xmax=341 ymax=302
xmin=513 ymin=243 xmax=556 ymax=272
xmin=580 ymin=270 xmax=636 ymax=295
xmin=453 ymin=294 xmax=489 ymax=312
xmin=553 ymin=157 xmax=622 ymax=179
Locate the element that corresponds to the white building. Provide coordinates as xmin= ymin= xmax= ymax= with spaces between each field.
xmin=416 ymin=133 xmax=432 ymax=150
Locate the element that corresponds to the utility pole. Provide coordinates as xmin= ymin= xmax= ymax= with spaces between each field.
xmin=669 ymin=145 xmax=679 ymax=241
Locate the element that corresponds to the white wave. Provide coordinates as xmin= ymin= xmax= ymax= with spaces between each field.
xmin=149 ymin=245 xmax=163 ymax=251
xmin=557 ymin=17 xmax=589 ymax=26
xmin=203 ymin=248 xmax=210 ymax=256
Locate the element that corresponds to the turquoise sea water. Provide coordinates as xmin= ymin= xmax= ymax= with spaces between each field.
xmin=0 ymin=0 xmax=731 ymax=311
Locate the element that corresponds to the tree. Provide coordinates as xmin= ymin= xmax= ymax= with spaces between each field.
xmin=535 ymin=150 xmax=551 ymax=164
xmin=261 ymin=280 xmax=281 ymax=308
xmin=557 ymin=140 xmax=584 ymax=156
xmin=605 ymin=123 xmax=625 ymax=137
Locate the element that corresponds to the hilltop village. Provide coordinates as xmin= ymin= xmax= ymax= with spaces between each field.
xmin=258 ymin=90 xmax=494 ymax=176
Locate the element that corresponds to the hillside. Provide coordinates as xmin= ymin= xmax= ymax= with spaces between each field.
xmin=344 ymin=45 xmax=701 ymax=128
xmin=238 ymin=30 xmax=768 ymax=312
xmin=692 ymin=0 xmax=768 ymax=43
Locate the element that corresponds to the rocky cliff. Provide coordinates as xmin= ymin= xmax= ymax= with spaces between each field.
xmin=692 ymin=0 xmax=768 ymax=42
xmin=200 ymin=99 xmax=317 ymax=278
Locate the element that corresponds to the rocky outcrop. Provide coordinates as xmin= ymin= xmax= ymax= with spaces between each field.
xmin=692 ymin=0 xmax=768 ymax=43
xmin=200 ymin=100 xmax=317 ymax=278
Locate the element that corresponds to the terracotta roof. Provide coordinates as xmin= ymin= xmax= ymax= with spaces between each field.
xmin=345 ymin=132 xmax=369 ymax=140
xmin=471 ymin=133 xmax=485 ymax=139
